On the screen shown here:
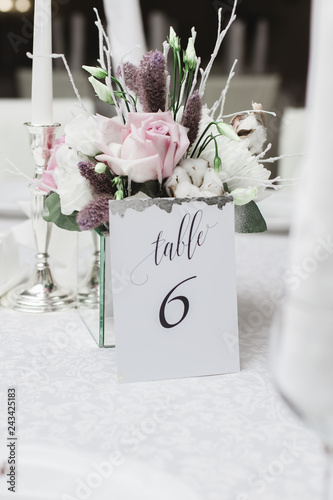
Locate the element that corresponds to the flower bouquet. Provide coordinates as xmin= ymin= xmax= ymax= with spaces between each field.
xmin=39 ymin=2 xmax=282 ymax=351
xmin=41 ymin=3 xmax=280 ymax=235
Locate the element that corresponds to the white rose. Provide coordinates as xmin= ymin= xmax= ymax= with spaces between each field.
xmin=53 ymin=145 xmax=94 ymax=215
xmin=64 ymin=113 xmax=100 ymax=157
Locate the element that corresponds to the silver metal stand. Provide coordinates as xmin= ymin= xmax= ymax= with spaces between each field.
xmin=2 ymin=123 xmax=76 ymax=313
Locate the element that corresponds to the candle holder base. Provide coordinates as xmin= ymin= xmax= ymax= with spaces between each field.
xmin=1 ymin=122 xmax=76 ymax=313
xmin=1 ymin=263 xmax=76 ymax=313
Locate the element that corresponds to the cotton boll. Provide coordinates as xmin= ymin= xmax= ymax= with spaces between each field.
xmin=247 ymin=125 xmax=267 ymax=155
xmin=230 ymin=113 xmax=267 ymax=155
xmin=178 ymin=158 xmax=208 ymax=187
xmin=200 ymin=167 xmax=224 ymax=196
xmin=165 ymin=166 xmax=190 ymax=196
xmin=174 ymin=181 xmax=202 ymax=198
xmin=200 ymin=190 xmax=219 ymax=198
xmin=232 ymin=113 xmax=258 ymax=134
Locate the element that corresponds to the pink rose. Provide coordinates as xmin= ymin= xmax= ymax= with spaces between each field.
xmin=40 ymin=135 xmax=65 ymax=191
xmin=94 ymin=111 xmax=190 ymax=183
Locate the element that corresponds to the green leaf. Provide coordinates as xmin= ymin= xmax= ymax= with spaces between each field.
xmin=43 ymin=192 xmax=81 ymax=232
xmin=88 ymin=76 xmax=114 ymax=105
xmin=234 ymin=200 xmax=267 ymax=233
xmin=131 ymin=180 xmax=161 ymax=198
xmin=82 ymin=65 xmax=108 ymax=79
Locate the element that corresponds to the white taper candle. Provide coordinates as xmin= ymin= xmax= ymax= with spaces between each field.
xmin=31 ymin=0 xmax=53 ymax=125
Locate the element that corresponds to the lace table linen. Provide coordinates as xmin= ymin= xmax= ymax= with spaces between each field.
xmin=0 ymin=232 xmax=324 ymax=500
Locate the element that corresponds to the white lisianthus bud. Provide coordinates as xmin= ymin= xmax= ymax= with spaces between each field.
xmin=178 ymin=158 xmax=208 ymax=187
xmin=214 ymin=155 xmax=222 ymax=173
xmin=82 ymin=65 xmax=108 ymax=79
xmin=95 ymin=162 xmax=107 ymax=174
xmin=183 ymin=37 xmax=196 ymax=70
xmin=88 ymin=76 xmax=114 ymax=105
xmin=230 ymin=187 xmax=258 ymax=205
xmin=168 ymin=27 xmax=180 ymax=51
xmin=216 ymin=122 xmax=240 ymax=142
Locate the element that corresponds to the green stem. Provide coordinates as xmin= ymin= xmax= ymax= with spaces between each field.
xmin=172 ymin=48 xmax=178 ymax=114
xmin=174 ymin=71 xmax=187 ymax=117
xmin=175 ymin=52 xmax=182 ymax=114
xmin=105 ymin=167 xmax=114 ymax=182
xmin=198 ymin=135 xmax=214 ymax=157
xmin=213 ymin=135 xmax=221 ymax=172
xmin=190 ymin=121 xmax=216 ymax=158
xmin=110 ymin=75 xmax=131 ymax=113
xmin=128 ymin=93 xmax=137 ymax=112
xmin=183 ymin=70 xmax=193 ymax=110
xmin=199 ymin=133 xmax=222 ymax=157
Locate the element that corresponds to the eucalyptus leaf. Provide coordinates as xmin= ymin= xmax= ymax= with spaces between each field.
xmin=234 ymin=200 xmax=267 ymax=233
xmin=43 ymin=192 xmax=81 ymax=232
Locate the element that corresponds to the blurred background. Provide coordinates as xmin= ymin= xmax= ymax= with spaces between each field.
xmin=0 ymin=0 xmax=311 ymax=183
xmin=0 ymin=0 xmax=310 ymax=101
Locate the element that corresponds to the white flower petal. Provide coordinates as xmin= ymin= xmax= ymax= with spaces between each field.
xmin=54 ymin=145 xmax=94 ymax=214
xmin=64 ymin=113 xmax=100 ymax=157
xmin=193 ymin=109 xmax=273 ymax=198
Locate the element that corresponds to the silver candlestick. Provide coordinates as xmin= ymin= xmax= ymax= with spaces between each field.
xmin=2 ymin=123 xmax=76 ymax=313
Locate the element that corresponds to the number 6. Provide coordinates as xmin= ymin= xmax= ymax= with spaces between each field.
xmin=159 ymin=276 xmax=197 ymax=329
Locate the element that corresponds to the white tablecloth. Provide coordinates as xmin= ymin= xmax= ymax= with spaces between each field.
xmin=0 ymin=230 xmax=324 ymax=500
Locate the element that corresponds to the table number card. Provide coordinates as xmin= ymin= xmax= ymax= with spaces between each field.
xmin=109 ymin=197 xmax=240 ymax=383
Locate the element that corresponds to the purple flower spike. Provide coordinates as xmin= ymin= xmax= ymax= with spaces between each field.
xmin=119 ymin=62 xmax=140 ymax=94
xmin=137 ymin=50 xmax=166 ymax=113
xmin=181 ymin=90 xmax=202 ymax=146
xmin=76 ymin=195 xmax=113 ymax=231
xmin=78 ymin=161 xmax=115 ymax=196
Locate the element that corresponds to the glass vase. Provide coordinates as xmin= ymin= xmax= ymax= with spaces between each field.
xmin=77 ymin=229 xmax=114 ymax=347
